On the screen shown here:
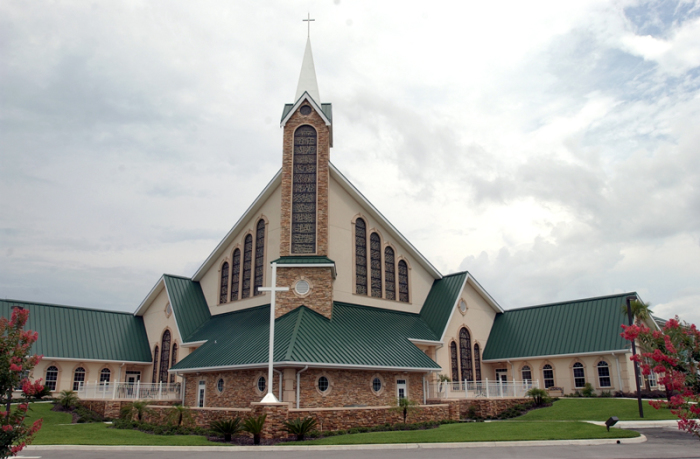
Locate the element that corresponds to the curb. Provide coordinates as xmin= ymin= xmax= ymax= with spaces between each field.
xmin=26 ymin=435 xmax=646 ymax=452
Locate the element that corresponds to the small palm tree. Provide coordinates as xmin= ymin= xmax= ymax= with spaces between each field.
xmin=621 ymin=300 xmax=652 ymax=324
xmin=437 ymin=374 xmax=451 ymax=392
xmin=57 ymin=390 xmax=79 ymax=409
xmin=283 ymin=416 xmax=317 ymax=441
xmin=242 ymin=414 xmax=267 ymax=445
xmin=167 ymin=403 xmax=193 ymax=426
xmin=526 ymin=388 xmax=548 ymax=406
xmin=390 ymin=398 xmax=419 ymax=424
xmin=210 ymin=417 xmax=243 ymax=442
xmin=120 ymin=400 xmax=153 ymax=422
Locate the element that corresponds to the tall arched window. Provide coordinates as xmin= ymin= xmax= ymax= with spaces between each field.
xmin=219 ymin=262 xmax=229 ymax=304
xmin=45 ymin=366 xmax=58 ymax=391
xmin=398 ymin=260 xmax=409 ymax=303
xmin=573 ymin=362 xmax=585 ymax=388
xmin=450 ymin=341 xmax=459 ymax=383
xmin=170 ymin=343 xmax=178 ymax=384
xmin=543 ymin=364 xmax=555 ymax=388
xmin=73 ymin=367 xmax=86 ymax=390
xmin=384 ymin=247 xmax=396 ymax=300
xmin=241 ymin=234 xmax=253 ymax=299
xmin=230 ymin=248 xmax=241 ymax=301
xmin=474 ymin=343 xmax=482 ymax=381
xmin=152 ymin=346 xmax=159 ymax=383
xmin=100 ymin=368 xmax=111 ymax=384
xmin=521 ymin=366 xmax=532 ymax=383
xmin=459 ymin=328 xmax=473 ymax=382
xmin=597 ymin=361 xmax=611 ymax=387
xmin=254 ymin=219 xmax=265 ymax=296
xmin=291 ymin=125 xmax=317 ymax=254
xmin=355 ymin=218 xmax=368 ymax=295
xmin=369 ymin=232 xmax=382 ymax=297
xmin=159 ymin=330 xmax=171 ymax=384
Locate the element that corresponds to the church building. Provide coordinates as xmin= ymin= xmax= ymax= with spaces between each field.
xmin=2 ymin=36 xmax=660 ymax=414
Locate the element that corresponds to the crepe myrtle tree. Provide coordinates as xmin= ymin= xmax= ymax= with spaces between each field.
xmin=621 ymin=317 xmax=700 ymax=440
xmin=1 ymin=307 xmax=44 ymax=458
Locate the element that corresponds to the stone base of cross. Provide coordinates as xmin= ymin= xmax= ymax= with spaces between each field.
xmin=257 ymin=262 xmax=289 ymax=403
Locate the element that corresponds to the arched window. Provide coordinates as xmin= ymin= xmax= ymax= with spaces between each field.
xmin=597 ymin=361 xmax=611 ymax=387
xmin=355 ymin=218 xmax=368 ymax=295
xmin=73 ymin=367 xmax=86 ymax=391
xmin=219 ymin=261 xmax=229 ymax=304
xmin=384 ymin=247 xmax=396 ymax=300
xmin=474 ymin=343 xmax=482 ymax=381
xmin=450 ymin=341 xmax=459 ymax=383
xmin=159 ymin=330 xmax=171 ymax=384
xmin=369 ymin=233 xmax=382 ymax=297
xmin=573 ymin=362 xmax=585 ymax=388
xmin=241 ymin=234 xmax=253 ymax=299
xmin=521 ymin=366 xmax=532 ymax=383
xmin=398 ymin=260 xmax=409 ymax=303
xmin=152 ymin=346 xmax=159 ymax=383
xmin=100 ymin=368 xmax=111 ymax=384
xmin=291 ymin=125 xmax=317 ymax=254
xmin=45 ymin=366 xmax=58 ymax=391
xmin=459 ymin=328 xmax=473 ymax=382
xmin=254 ymin=219 xmax=265 ymax=296
xmin=230 ymin=248 xmax=241 ymax=301
xmin=170 ymin=343 xmax=178 ymax=384
xmin=543 ymin=364 xmax=555 ymax=388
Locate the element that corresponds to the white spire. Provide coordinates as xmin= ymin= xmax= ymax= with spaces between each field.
xmin=295 ymin=37 xmax=321 ymax=104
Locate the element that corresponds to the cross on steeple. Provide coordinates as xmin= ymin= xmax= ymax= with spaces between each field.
xmin=303 ymin=13 xmax=315 ymax=38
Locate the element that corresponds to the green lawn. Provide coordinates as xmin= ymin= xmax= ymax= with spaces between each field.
xmin=515 ymin=398 xmax=676 ymax=422
xmin=24 ymin=403 xmax=219 ymax=446
xmin=297 ymin=422 xmax=639 ymax=445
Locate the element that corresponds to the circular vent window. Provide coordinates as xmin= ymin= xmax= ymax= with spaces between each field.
xmin=295 ymin=280 xmax=310 ymax=295
xmin=300 ymin=105 xmax=312 ymax=116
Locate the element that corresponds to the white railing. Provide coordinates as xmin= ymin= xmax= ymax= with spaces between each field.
xmin=75 ymin=381 xmax=181 ymax=401
xmin=428 ymin=379 xmax=539 ymax=399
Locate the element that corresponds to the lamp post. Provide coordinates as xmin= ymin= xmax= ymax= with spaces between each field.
xmin=257 ymin=262 xmax=289 ymax=403
xmin=626 ymin=295 xmax=644 ymax=418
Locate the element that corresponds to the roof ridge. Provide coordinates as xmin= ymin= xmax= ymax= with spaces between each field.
xmin=333 ymin=301 xmax=421 ymax=318
xmin=210 ymin=303 xmax=271 ymax=319
xmin=163 ymin=273 xmax=193 ymax=281
xmin=0 ymin=298 xmax=133 ymax=315
xmin=506 ymin=292 xmax=638 ymax=312
xmin=284 ymin=307 xmax=306 ymax=361
xmin=441 ymin=271 xmax=469 ymax=278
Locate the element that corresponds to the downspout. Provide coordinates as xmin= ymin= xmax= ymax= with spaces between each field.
xmin=273 ymin=369 xmax=283 ymax=402
xmin=296 ymin=366 xmax=309 ymax=409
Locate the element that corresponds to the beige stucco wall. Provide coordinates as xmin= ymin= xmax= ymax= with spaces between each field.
xmin=31 ymin=359 xmax=147 ymax=393
xmin=328 ymin=175 xmax=437 ymax=314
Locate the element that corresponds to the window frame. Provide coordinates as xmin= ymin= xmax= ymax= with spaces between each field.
xmin=572 ymin=362 xmax=586 ymax=388
xmin=45 ymin=365 xmax=59 ymax=391
xmin=597 ymin=361 xmax=612 ymax=388
xmin=542 ymin=364 xmax=555 ymax=389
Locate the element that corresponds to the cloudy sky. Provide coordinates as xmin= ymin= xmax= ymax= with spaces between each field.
xmin=1 ymin=0 xmax=699 ymax=325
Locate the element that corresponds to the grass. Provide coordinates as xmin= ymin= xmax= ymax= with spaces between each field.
xmin=515 ymin=398 xmax=677 ymax=422
xmin=296 ymin=422 xmax=640 ymax=445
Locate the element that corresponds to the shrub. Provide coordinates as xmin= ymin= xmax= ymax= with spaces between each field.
xmin=467 ymin=404 xmax=477 ymax=419
xmin=119 ymin=400 xmax=153 ymax=422
xmin=242 ymin=414 xmax=266 ymax=445
xmin=167 ymin=404 xmax=193 ymax=427
xmin=210 ymin=417 xmax=243 ymax=442
xmin=600 ymin=390 xmax=612 ymax=398
xmin=57 ymin=390 xmax=79 ymax=410
xmin=526 ymin=388 xmax=548 ymax=407
xmin=283 ymin=416 xmax=318 ymax=441
xmin=582 ymin=383 xmax=595 ymax=397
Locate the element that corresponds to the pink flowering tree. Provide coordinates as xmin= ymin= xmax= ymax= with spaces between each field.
xmin=621 ymin=317 xmax=700 ymax=440
xmin=1 ymin=307 xmax=44 ymax=458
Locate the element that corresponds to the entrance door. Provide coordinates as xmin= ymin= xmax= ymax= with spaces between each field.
xmin=396 ymin=379 xmax=407 ymax=399
xmin=197 ymin=381 xmax=206 ymax=408
xmin=495 ymin=369 xmax=508 ymax=384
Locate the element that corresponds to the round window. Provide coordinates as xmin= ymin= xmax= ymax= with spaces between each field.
xmin=257 ymin=376 xmax=266 ymax=393
xmin=217 ymin=378 xmax=224 ymax=393
xmin=300 ymin=105 xmax=312 ymax=116
xmin=318 ymin=376 xmax=329 ymax=392
xmin=372 ymin=377 xmax=382 ymax=393
xmin=459 ymin=299 xmax=467 ymax=314
xmin=295 ymin=280 xmax=310 ymax=295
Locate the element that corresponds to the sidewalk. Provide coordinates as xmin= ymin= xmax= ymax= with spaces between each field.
xmin=586 ymin=420 xmax=678 ymax=429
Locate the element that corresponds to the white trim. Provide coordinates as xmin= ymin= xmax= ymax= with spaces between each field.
xmin=42 ymin=357 xmax=151 ymax=364
xmin=408 ymin=338 xmax=444 ymax=348
xmin=180 ymin=340 xmax=207 ymax=348
xmin=281 ymin=92 xmax=331 ymax=127
xmin=330 ymin=163 xmax=442 ymax=279
xmin=438 ymin=274 xmax=469 ymax=342
xmin=466 ymin=274 xmax=504 ymax=313
xmin=192 ymin=171 xmax=282 ymax=282
xmin=482 ymin=349 xmax=631 ymax=363
xmin=171 ymin=361 xmax=440 ymax=374
xmin=134 ymin=276 xmax=165 ymax=316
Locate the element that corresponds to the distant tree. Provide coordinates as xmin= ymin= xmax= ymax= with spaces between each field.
xmin=0 ymin=307 xmax=44 ymax=458
xmin=621 ymin=300 xmax=652 ymax=324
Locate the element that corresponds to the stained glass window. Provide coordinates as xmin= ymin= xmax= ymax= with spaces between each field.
xmin=384 ymin=247 xmax=395 ymax=300
xmin=230 ymin=248 xmax=241 ymax=301
xmin=573 ymin=362 xmax=585 ymax=388
xmin=170 ymin=343 xmax=178 ymax=384
xmin=450 ymin=341 xmax=459 ymax=383
xmin=597 ymin=361 xmax=611 ymax=387
xmin=45 ymin=366 xmax=58 ymax=391
xmin=543 ymin=364 xmax=555 ymax=388
xmin=459 ymin=328 xmax=473 ymax=382
xmin=73 ymin=367 xmax=85 ymax=391
xmin=474 ymin=343 xmax=482 ymax=381
xmin=398 ymin=260 xmax=409 ymax=303
xmin=291 ymin=125 xmax=317 ymax=254
xmin=152 ymin=346 xmax=159 ymax=383
xmin=355 ymin=218 xmax=367 ymax=295
xmin=242 ymin=234 xmax=253 ymax=299
xmin=219 ymin=262 xmax=229 ymax=304
xmin=159 ymin=330 xmax=171 ymax=384
xmin=254 ymin=219 xmax=265 ymax=296
xmin=370 ymin=233 xmax=382 ymax=297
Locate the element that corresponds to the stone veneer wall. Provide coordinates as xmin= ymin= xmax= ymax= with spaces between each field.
xmin=427 ymin=398 xmax=530 ymax=419
xmin=292 ymin=404 xmax=452 ymax=431
xmin=183 ymin=370 xmax=279 ymax=409
xmin=79 ymin=400 xmax=178 ymax=419
xmin=275 ymin=266 xmax=333 ymax=319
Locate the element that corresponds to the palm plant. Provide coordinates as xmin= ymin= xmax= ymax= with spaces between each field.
xmin=167 ymin=403 xmax=193 ymax=426
xmin=283 ymin=416 xmax=317 ymax=441
xmin=210 ymin=417 xmax=243 ymax=442
xmin=390 ymin=398 xmax=419 ymax=424
xmin=526 ymin=387 xmax=548 ymax=406
xmin=621 ymin=300 xmax=652 ymax=324
xmin=57 ymin=390 xmax=78 ymax=409
xmin=120 ymin=400 xmax=153 ymax=422
xmin=242 ymin=413 xmax=267 ymax=445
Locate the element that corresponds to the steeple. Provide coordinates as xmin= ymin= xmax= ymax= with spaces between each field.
xmin=294 ymin=37 xmax=321 ymax=104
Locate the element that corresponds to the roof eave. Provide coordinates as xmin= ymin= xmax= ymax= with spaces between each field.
xmin=281 ymin=92 xmax=332 ymax=127
xmin=171 ymin=361 xmax=440 ymax=374
xmin=482 ymin=348 xmax=631 ymax=362
xmin=134 ymin=276 xmax=165 ymax=316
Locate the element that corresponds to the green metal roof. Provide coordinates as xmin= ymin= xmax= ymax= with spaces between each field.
xmin=482 ymin=293 xmax=636 ymax=361
xmin=419 ymin=272 xmax=468 ymax=337
xmin=0 ymin=299 xmax=152 ymax=362
xmin=271 ymin=256 xmax=335 ymax=264
xmin=163 ymin=275 xmax=211 ymax=342
xmin=171 ymin=302 xmax=440 ymax=371
xmin=281 ymin=102 xmax=332 ymax=123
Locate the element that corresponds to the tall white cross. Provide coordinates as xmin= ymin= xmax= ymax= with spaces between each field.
xmin=257 ymin=262 xmax=289 ymax=403
xmin=303 ymin=13 xmax=315 ymax=38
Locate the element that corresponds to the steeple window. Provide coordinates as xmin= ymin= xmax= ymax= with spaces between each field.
xmin=291 ymin=125 xmax=317 ymax=254
xmin=230 ymin=248 xmax=241 ymax=301
xmin=254 ymin=219 xmax=266 ymax=296
xmin=355 ymin=218 xmax=368 ymax=295
xmin=242 ymin=234 xmax=253 ymax=299
xmin=370 ymin=233 xmax=382 ymax=297
xmin=384 ymin=247 xmax=396 ymax=300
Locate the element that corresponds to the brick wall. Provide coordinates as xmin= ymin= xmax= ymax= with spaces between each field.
xmin=291 ymin=404 xmax=451 ymax=431
xmin=183 ymin=370 xmax=279 ymax=409
xmin=427 ymin=398 xmax=530 ymax=418
xmin=80 ymin=399 xmax=178 ymax=419
xmin=275 ymin=266 xmax=333 ymax=319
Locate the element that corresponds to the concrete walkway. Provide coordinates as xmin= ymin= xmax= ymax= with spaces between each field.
xmin=586 ymin=419 xmax=679 ymax=428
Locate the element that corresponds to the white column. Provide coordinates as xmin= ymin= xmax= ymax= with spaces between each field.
xmin=258 ymin=262 xmax=289 ymax=403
